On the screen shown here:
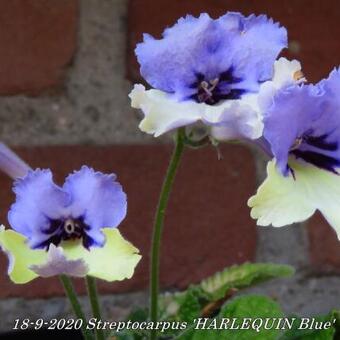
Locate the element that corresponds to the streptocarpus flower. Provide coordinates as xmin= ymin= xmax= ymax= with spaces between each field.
xmin=0 ymin=166 xmax=141 ymax=283
xmin=129 ymin=12 xmax=303 ymax=140
xmin=248 ymin=69 xmax=340 ymax=239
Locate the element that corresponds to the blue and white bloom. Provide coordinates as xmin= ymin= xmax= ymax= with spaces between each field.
xmin=249 ymin=69 xmax=340 ymax=239
xmin=0 ymin=166 xmax=141 ymax=283
xmin=129 ymin=12 xmax=303 ymax=140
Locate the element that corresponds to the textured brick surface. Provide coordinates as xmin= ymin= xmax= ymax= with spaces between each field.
xmin=0 ymin=144 xmax=256 ymax=298
xmin=0 ymin=0 xmax=151 ymax=146
xmin=0 ymin=0 xmax=78 ymax=95
xmin=308 ymin=213 xmax=340 ymax=273
xmin=127 ymin=0 xmax=340 ymax=84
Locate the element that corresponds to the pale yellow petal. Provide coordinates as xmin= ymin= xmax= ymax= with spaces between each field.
xmin=249 ymin=159 xmax=340 ymax=239
xmin=0 ymin=227 xmax=47 ymax=284
xmin=63 ymin=228 xmax=141 ymax=282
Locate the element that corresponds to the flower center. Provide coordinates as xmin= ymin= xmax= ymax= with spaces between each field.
xmin=190 ymin=68 xmax=245 ymax=105
xmin=197 ymin=78 xmax=219 ymax=103
xmin=35 ymin=217 xmax=94 ymax=250
xmin=64 ymin=219 xmax=80 ymax=235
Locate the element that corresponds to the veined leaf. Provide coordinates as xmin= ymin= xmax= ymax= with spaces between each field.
xmin=200 ymin=262 xmax=294 ymax=301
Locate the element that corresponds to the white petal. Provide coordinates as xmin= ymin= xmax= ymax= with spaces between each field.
xmin=129 ymin=84 xmax=263 ymax=139
xmin=271 ymin=57 xmax=305 ymax=88
xmin=248 ymin=159 xmax=340 ymax=239
xmin=258 ymin=58 xmax=305 ymax=110
xmin=129 ymin=84 xmax=203 ymax=137
xmin=209 ymin=94 xmax=263 ymax=140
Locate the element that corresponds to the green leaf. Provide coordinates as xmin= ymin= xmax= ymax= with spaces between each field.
xmin=179 ymin=295 xmax=284 ymax=340
xmin=112 ymin=331 xmax=143 ymax=340
xmin=199 ymin=263 xmax=295 ymax=301
xmin=160 ymin=286 xmax=204 ymax=319
xmin=177 ymin=288 xmax=202 ymax=322
xmin=279 ymin=312 xmax=337 ymax=340
xmin=111 ymin=308 xmax=149 ymax=340
xmin=126 ymin=307 xmax=149 ymax=323
xmin=159 ymin=263 xmax=294 ymax=323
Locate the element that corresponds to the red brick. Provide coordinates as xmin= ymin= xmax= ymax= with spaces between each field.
xmin=308 ymin=213 xmax=340 ymax=273
xmin=0 ymin=145 xmax=257 ymax=298
xmin=0 ymin=0 xmax=78 ymax=95
xmin=127 ymin=0 xmax=340 ymax=84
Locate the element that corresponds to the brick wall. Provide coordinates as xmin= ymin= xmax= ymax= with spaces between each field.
xmin=0 ymin=0 xmax=78 ymax=95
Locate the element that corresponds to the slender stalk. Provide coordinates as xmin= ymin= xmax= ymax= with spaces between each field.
xmin=59 ymin=275 xmax=94 ymax=340
xmin=150 ymin=128 xmax=185 ymax=340
xmin=86 ymin=276 xmax=105 ymax=340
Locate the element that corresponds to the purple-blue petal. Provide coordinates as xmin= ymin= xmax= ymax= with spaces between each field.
xmin=8 ymin=166 xmax=127 ymax=250
xmin=229 ymin=13 xmax=287 ymax=82
xmin=263 ymin=69 xmax=340 ymax=175
xmin=136 ymin=12 xmax=287 ymax=101
xmin=8 ymin=169 xmax=70 ymax=242
xmin=63 ymin=166 xmax=127 ymax=245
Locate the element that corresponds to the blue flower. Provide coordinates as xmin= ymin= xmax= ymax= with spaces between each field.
xmin=9 ymin=166 xmax=127 ymax=249
xmin=249 ymin=69 xmax=340 ymax=239
xmin=129 ymin=12 xmax=302 ymax=139
xmin=262 ymin=69 xmax=340 ymax=176
xmin=0 ymin=165 xmax=141 ymax=283
xmin=136 ymin=13 xmax=286 ymax=101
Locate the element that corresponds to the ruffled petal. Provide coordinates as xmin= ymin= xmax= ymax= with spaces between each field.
xmin=136 ymin=13 xmax=217 ymax=94
xmin=8 ymin=169 xmax=70 ymax=247
xmin=136 ymin=12 xmax=286 ymax=98
xmin=228 ymin=14 xmax=287 ymax=83
xmin=318 ymin=68 xmax=340 ymax=107
xmin=129 ymin=84 xmax=203 ymax=136
xmin=248 ymin=159 xmax=340 ymax=239
xmin=63 ymin=228 xmax=141 ymax=282
xmin=63 ymin=166 xmax=127 ymax=246
xmin=133 ymin=13 xmax=287 ymax=137
xmin=0 ymin=226 xmax=47 ymax=284
xmin=263 ymin=84 xmax=324 ymax=175
xmin=30 ymin=244 xmax=88 ymax=278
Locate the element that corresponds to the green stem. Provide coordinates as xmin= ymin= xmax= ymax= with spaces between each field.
xmin=150 ymin=128 xmax=185 ymax=340
xmin=59 ymin=275 xmax=94 ymax=340
xmin=86 ymin=276 xmax=105 ymax=340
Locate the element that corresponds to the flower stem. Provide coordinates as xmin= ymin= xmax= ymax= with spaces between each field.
xmin=86 ymin=276 xmax=105 ymax=340
xmin=59 ymin=275 xmax=94 ymax=340
xmin=150 ymin=128 xmax=185 ymax=340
